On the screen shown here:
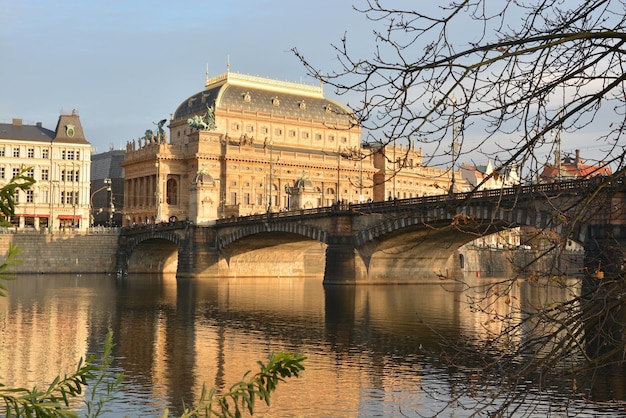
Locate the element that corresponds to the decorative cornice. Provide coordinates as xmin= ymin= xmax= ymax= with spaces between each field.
xmin=205 ymin=72 xmax=324 ymax=98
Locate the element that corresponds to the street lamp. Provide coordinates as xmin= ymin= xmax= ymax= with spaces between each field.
xmin=72 ymin=163 xmax=77 ymax=229
xmin=354 ymin=153 xmax=364 ymax=203
xmin=90 ymin=178 xmax=111 ymax=227
xmin=267 ymin=141 xmax=279 ymax=213
xmin=155 ymin=160 xmax=162 ymax=222
xmin=449 ymin=95 xmax=459 ymax=196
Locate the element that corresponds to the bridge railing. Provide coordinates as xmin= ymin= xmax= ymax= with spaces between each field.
xmin=120 ymin=175 xmax=620 ymax=231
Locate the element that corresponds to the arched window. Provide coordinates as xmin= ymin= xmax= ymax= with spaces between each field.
xmin=166 ymin=178 xmax=178 ymax=205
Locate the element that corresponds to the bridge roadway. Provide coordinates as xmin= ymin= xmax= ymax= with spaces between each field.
xmin=115 ymin=176 xmax=626 ymax=284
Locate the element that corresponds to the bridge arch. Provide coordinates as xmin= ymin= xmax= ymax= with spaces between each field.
xmin=217 ymin=221 xmax=327 ymax=250
xmin=118 ymin=229 xmax=184 ymax=275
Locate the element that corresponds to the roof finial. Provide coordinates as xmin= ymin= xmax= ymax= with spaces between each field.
xmin=227 ymin=55 xmax=230 ymax=73
xmin=205 ymin=63 xmax=209 ymax=82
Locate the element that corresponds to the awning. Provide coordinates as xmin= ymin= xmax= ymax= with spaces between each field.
xmin=58 ymin=215 xmax=82 ymax=220
xmin=19 ymin=214 xmax=49 ymax=218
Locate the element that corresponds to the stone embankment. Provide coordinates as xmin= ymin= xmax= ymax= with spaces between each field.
xmin=0 ymin=229 xmax=119 ymax=274
xmin=460 ymin=246 xmax=584 ymax=278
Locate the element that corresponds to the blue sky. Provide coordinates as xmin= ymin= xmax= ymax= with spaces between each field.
xmin=0 ymin=0 xmax=613 ymax=168
xmin=0 ymin=0 xmax=372 ymax=153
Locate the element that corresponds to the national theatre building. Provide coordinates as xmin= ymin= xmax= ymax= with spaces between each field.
xmin=121 ymin=71 xmax=457 ymax=226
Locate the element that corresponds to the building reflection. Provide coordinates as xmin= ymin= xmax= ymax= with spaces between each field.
xmin=0 ymin=276 xmax=90 ymax=396
xmin=0 ymin=274 xmax=603 ymax=416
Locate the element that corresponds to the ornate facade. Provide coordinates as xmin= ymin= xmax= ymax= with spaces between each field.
xmin=121 ymin=71 xmax=456 ymax=225
xmin=0 ymin=111 xmax=91 ymax=231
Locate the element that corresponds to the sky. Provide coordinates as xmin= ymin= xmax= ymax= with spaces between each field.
xmin=0 ymin=0 xmax=615 ymax=169
xmin=0 ymin=0 xmax=373 ymax=153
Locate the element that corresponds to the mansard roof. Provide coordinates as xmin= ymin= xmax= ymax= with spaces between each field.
xmin=173 ymin=72 xmax=356 ymax=126
xmin=0 ymin=120 xmax=55 ymax=142
xmin=0 ymin=112 xmax=90 ymax=145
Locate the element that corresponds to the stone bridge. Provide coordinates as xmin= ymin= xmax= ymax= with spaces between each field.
xmin=115 ymin=176 xmax=626 ymax=284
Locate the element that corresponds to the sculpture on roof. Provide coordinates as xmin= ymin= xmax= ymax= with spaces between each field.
xmin=187 ymin=104 xmax=216 ymax=131
xmin=154 ymin=119 xmax=167 ymax=142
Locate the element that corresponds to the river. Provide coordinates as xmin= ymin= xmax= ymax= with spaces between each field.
xmin=0 ymin=273 xmax=623 ymax=417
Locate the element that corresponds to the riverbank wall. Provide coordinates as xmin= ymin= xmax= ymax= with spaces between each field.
xmin=0 ymin=231 xmax=119 ymax=274
xmin=459 ymin=246 xmax=584 ymax=279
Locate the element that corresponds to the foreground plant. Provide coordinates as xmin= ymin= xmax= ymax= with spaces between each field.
xmin=0 ymin=333 xmax=123 ymax=418
xmin=169 ymin=352 xmax=307 ymax=418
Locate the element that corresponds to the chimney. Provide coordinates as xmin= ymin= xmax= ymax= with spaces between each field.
xmin=12 ymin=118 xmax=22 ymax=126
xmin=575 ymin=149 xmax=580 ymax=166
xmin=36 ymin=122 xmax=42 ymax=127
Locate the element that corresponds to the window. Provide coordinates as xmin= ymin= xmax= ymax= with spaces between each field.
xmin=328 ymin=135 xmax=335 ymax=142
xmin=41 ymin=169 xmax=49 ymax=181
xmin=26 ymin=168 xmax=34 ymax=178
xmin=64 ymin=191 xmax=75 ymax=205
xmin=27 ymin=148 xmax=34 ymax=158
xmin=230 ymin=192 xmax=237 ymax=205
xmin=26 ymin=190 xmax=33 ymax=203
xmin=256 ymin=194 xmax=263 ymax=206
xmin=166 ymin=178 xmax=178 ymax=205
xmin=243 ymin=193 xmax=250 ymax=205
xmin=42 ymin=149 xmax=49 ymax=159
xmin=13 ymin=191 xmax=18 ymax=204
xmin=12 ymin=168 xmax=20 ymax=178
xmin=302 ymin=132 xmax=310 ymax=139
xmin=0 ymin=147 xmax=5 ymax=157
xmin=288 ymin=130 xmax=296 ymax=137
xmin=67 ymin=150 xmax=75 ymax=160
xmin=274 ymin=128 xmax=282 ymax=136
xmin=12 ymin=147 xmax=20 ymax=158
xmin=0 ymin=167 xmax=4 ymax=179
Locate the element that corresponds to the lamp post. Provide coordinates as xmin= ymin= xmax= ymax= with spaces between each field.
xmin=108 ymin=179 xmax=114 ymax=227
xmin=155 ymin=160 xmax=162 ymax=222
xmin=90 ymin=178 xmax=111 ymax=227
xmin=449 ymin=95 xmax=459 ymax=196
xmin=355 ymin=152 xmax=364 ymax=203
xmin=268 ymin=141 xmax=273 ymax=213
xmin=337 ymin=153 xmax=341 ymax=204
xmin=72 ymin=163 xmax=77 ymax=229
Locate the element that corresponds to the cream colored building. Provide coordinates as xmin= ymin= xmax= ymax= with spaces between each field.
xmin=459 ymin=160 xmax=520 ymax=190
xmin=0 ymin=111 xmax=92 ymax=231
xmin=121 ymin=71 xmax=458 ymax=225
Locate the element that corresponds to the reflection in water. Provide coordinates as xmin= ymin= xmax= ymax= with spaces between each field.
xmin=0 ymin=274 xmax=621 ymax=416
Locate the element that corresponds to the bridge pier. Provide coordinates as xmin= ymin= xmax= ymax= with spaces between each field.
xmin=324 ymin=237 xmax=357 ymax=285
xmin=583 ymin=225 xmax=626 ymax=361
xmin=583 ymin=225 xmax=626 ymax=285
